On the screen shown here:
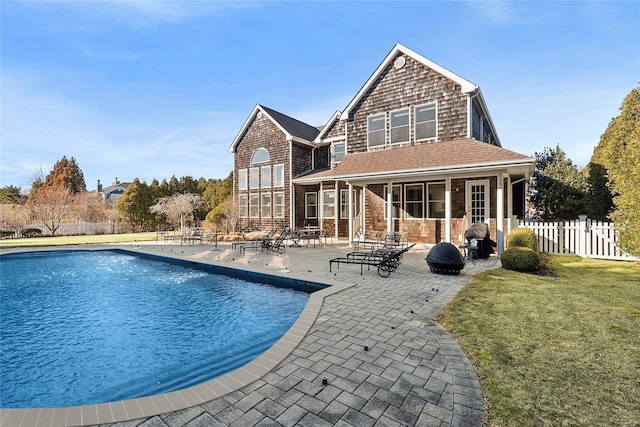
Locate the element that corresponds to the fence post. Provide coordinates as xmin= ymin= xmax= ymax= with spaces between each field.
xmin=578 ymin=215 xmax=588 ymax=257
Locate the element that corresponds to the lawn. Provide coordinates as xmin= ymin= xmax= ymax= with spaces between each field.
xmin=438 ymin=256 xmax=640 ymax=427
xmin=0 ymin=232 xmax=158 ymax=248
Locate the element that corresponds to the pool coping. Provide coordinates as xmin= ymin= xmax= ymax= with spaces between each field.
xmin=0 ymin=245 xmax=355 ymax=427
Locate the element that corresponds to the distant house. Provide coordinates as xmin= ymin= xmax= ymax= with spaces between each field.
xmin=96 ymin=178 xmax=131 ymax=202
xmin=229 ymin=43 xmax=534 ymax=254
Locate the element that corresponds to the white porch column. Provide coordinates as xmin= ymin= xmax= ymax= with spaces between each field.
xmin=361 ymin=185 xmax=367 ymax=234
xmin=386 ymin=181 xmax=393 ymax=233
xmin=348 ymin=183 xmax=354 ymax=245
xmin=318 ymin=181 xmax=323 ymax=230
xmin=497 ymin=173 xmax=505 ymax=256
xmin=290 ymin=183 xmax=295 ymax=230
xmin=445 ymin=177 xmax=452 ymax=243
xmin=507 ymin=175 xmax=513 ymax=231
xmin=334 ymin=181 xmax=339 ymax=239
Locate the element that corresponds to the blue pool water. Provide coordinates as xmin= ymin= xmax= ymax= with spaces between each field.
xmin=0 ymin=250 xmax=317 ymax=408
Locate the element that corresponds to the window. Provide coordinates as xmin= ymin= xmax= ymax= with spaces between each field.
xmin=261 ymin=166 xmax=271 ymax=188
xmin=239 ymin=195 xmax=248 ymax=218
xmin=390 ymin=108 xmax=410 ymax=144
xmin=340 ymin=189 xmax=356 ymax=219
xmin=405 ymin=184 xmax=423 ymax=219
xmin=261 ymin=193 xmax=271 ymax=218
xmin=238 ymin=169 xmax=247 ymax=191
xmin=249 ymin=167 xmax=259 ymax=189
xmin=250 ymin=194 xmax=259 ymax=218
xmin=251 ymin=148 xmax=270 ymax=164
xmin=415 ymin=103 xmax=437 ymax=140
xmin=428 ymin=183 xmax=445 ymax=219
xmin=367 ymin=113 xmax=386 ymax=148
xmin=333 ymin=142 xmax=346 ymax=164
xmin=322 ymin=190 xmax=335 ymax=218
xmin=273 ymin=164 xmax=284 ymax=187
xmin=305 ymin=192 xmax=317 ymax=219
xmin=383 ymin=185 xmax=402 ymax=219
xmin=274 ymin=192 xmax=284 ymax=218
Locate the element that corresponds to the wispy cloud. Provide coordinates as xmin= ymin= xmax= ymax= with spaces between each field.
xmin=465 ymin=0 xmax=517 ymax=25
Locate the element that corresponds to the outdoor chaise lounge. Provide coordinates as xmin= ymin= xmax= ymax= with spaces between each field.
xmin=329 ymin=244 xmax=415 ymax=277
xmin=234 ymin=228 xmax=278 ymax=254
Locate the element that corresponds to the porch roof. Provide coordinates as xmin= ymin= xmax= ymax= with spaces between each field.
xmin=292 ymin=138 xmax=534 ymax=185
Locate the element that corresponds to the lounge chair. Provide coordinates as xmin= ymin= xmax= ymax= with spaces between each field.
xmin=262 ymin=228 xmax=290 ymax=254
xmin=235 ymin=228 xmax=278 ymax=253
xmin=329 ymin=244 xmax=415 ymax=277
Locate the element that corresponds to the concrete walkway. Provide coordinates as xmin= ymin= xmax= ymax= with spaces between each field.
xmin=1 ymin=241 xmax=499 ymax=427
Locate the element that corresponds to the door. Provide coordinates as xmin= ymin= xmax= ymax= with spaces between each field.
xmin=465 ymin=180 xmax=490 ymax=228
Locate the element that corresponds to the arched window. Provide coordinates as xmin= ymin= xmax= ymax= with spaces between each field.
xmin=251 ymin=148 xmax=270 ymax=164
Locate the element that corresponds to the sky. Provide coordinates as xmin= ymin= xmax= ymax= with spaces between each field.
xmin=1 ymin=1 xmax=639 ymax=192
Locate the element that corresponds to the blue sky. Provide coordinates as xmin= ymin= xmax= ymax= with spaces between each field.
xmin=1 ymin=1 xmax=639 ymax=191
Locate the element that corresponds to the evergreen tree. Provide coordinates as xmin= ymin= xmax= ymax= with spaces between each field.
xmin=530 ymin=146 xmax=590 ymax=221
xmin=590 ymin=86 xmax=640 ymax=256
xmin=43 ymin=156 xmax=87 ymax=194
xmin=116 ymin=179 xmax=156 ymax=231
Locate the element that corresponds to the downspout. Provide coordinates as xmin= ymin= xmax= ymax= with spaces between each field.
xmin=468 ymin=90 xmax=479 ymax=140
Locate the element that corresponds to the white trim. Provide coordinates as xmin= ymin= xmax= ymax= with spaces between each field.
xmin=261 ymin=192 xmax=272 ymax=218
xmin=367 ymin=112 xmax=386 ymax=149
xmin=427 ymin=182 xmax=446 ymax=219
xmin=238 ymin=194 xmax=248 ymax=218
xmin=383 ymin=184 xmax=402 ymax=221
xmin=465 ymin=179 xmax=490 ymax=228
xmin=404 ymin=183 xmax=424 ymax=219
xmin=273 ymin=163 xmax=285 ymax=188
xmin=315 ymin=110 xmax=342 ymax=142
xmin=497 ymin=174 xmax=504 ymax=256
xmin=445 ymin=178 xmax=452 ymax=242
xmin=249 ymin=193 xmax=260 ymax=218
xmin=274 ymin=191 xmax=285 ymax=219
xmin=340 ymin=43 xmax=477 ymax=121
xmin=414 ymin=102 xmax=437 ymax=142
xmin=390 ymin=107 xmax=411 ymax=145
xmin=261 ymin=165 xmax=271 ymax=189
xmin=238 ymin=168 xmax=248 ymax=191
xmin=305 ymin=192 xmax=318 ymax=219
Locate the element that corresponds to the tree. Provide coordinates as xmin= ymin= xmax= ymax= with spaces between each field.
xmin=149 ymin=193 xmax=204 ymax=232
xmin=590 ymin=86 xmax=640 ymax=256
xmin=27 ymin=187 xmax=74 ymax=236
xmin=530 ymin=145 xmax=590 ymax=221
xmin=0 ymin=186 xmax=25 ymax=204
xmin=116 ymin=179 xmax=156 ymax=232
xmin=42 ymin=156 xmax=86 ymax=194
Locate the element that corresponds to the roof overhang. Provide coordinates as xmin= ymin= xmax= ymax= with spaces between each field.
xmin=292 ymin=158 xmax=533 ymax=186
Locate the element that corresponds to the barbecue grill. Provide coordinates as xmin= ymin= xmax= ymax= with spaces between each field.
xmin=425 ymin=242 xmax=465 ymax=274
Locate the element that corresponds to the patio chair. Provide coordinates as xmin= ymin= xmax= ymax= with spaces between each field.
xmin=235 ymin=228 xmax=278 ymax=254
xmin=329 ymin=244 xmax=415 ymax=277
xmin=262 ymin=228 xmax=290 ymax=254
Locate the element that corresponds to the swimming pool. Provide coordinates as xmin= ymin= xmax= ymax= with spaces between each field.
xmin=0 ymin=249 xmax=324 ymax=409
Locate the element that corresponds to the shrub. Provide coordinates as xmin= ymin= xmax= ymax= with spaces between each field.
xmin=1 ymin=229 xmax=15 ymax=238
xmin=21 ymin=227 xmax=43 ymax=237
xmin=507 ymin=227 xmax=539 ymax=252
xmin=501 ymin=246 xmax=541 ymax=272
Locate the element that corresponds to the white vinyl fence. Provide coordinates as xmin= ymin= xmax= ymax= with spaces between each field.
xmin=18 ymin=221 xmax=124 ymax=236
xmin=519 ymin=215 xmax=638 ymax=261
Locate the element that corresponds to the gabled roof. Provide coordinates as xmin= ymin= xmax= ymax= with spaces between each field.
xmin=293 ymin=139 xmax=533 ymax=184
xmin=229 ymin=104 xmax=320 ymax=152
xmin=339 ymin=43 xmax=478 ymax=121
xmin=99 ymin=182 xmax=131 ymax=194
xmin=315 ymin=111 xmax=342 ymax=142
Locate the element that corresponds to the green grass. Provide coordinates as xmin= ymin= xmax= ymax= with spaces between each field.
xmin=438 ymin=256 xmax=640 ymax=427
xmin=0 ymin=232 xmax=158 ymax=248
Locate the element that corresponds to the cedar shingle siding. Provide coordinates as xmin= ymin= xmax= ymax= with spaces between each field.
xmin=229 ymin=44 xmax=532 ymax=248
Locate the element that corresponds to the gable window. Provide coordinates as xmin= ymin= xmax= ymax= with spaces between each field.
xmin=332 ymin=142 xmax=346 ymax=164
xmin=415 ymin=103 xmax=437 ymax=141
xmin=239 ymin=195 xmax=248 ymax=218
xmin=274 ymin=192 xmax=284 ymax=218
xmin=261 ymin=193 xmax=271 ymax=218
xmin=427 ymin=183 xmax=445 ymax=218
xmin=249 ymin=167 xmax=259 ymax=189
xmin=305 ymin=192 xmax=317 ymax=219
xmin=273 ymin=164 xmax=284 ymax=187
xmin=261 ymin=166 xmax=271 ymax=188
xmin=251 ymin=148 xmax=270 ymax=164
xmin=250 ymin=194 xmax=259 ymax=218
xmin=405 ymin=184 xmax=424 ymax=219
xmin=383 ymin=185 xmax=402 ymax=219
xmin=322 ymin=190 xmax=335 ymax=218
xmin=367 ymin=113 xmax=386 ymax=148
xmin=238 ymin=169 xmax=248 ymax=191
xmin=390 ymin=108 xmax=410 ymax=144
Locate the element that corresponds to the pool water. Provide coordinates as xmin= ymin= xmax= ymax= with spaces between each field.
xmin=0 ymin=250 xmax=312 ymax=408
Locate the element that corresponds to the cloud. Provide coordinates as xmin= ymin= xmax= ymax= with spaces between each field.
xmin=15 ymin=0 xmax=262 ymax=30
xmin=464 ymin=0 xmax=516 ymax=25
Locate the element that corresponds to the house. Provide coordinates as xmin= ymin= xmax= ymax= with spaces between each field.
xmin=96 ymin=178 xmax=131 ymax=202
xmin=229 ymin=43 xmax=534 ymax=255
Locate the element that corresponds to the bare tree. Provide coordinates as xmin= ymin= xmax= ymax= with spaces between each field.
xmin=27 ymin=187 xmax=74 ymax=236
xmin=150 ymin=193 xmax=204 ymax=232
xmin=222 ymin=196 xmax=240 ymax=234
